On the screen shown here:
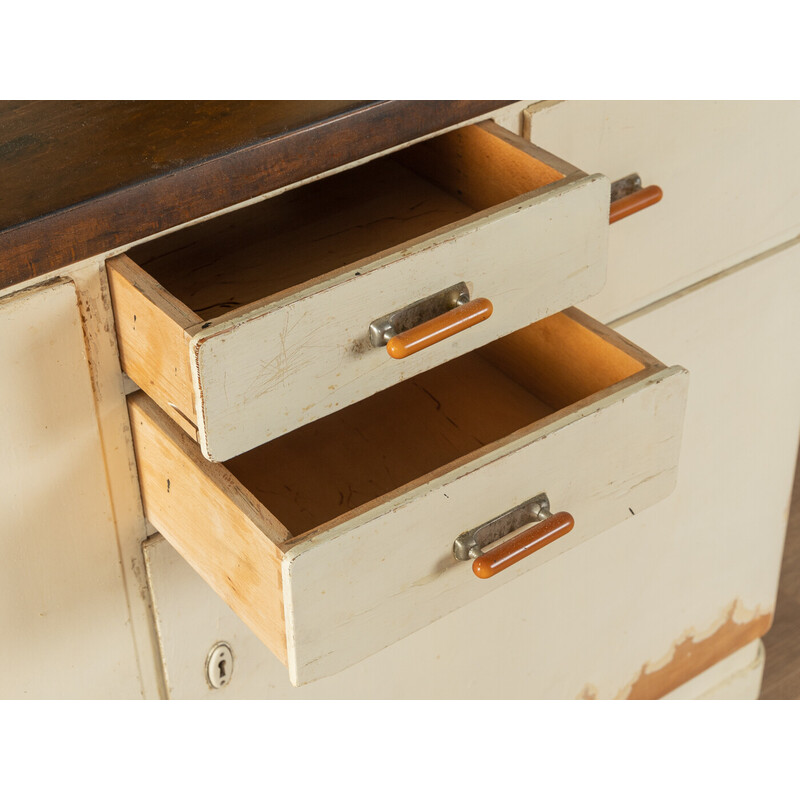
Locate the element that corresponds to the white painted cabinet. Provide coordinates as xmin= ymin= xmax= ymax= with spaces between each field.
xmin=2 ymin=101 xmax=798 ymax=699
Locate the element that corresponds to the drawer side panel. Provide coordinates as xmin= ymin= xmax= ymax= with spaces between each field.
xmin=128 ymin=393 xmax=288 ymax=664
xmin=108 ymin=255 xmax=199 ymax=437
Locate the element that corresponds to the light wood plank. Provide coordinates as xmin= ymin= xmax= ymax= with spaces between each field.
xmin=481 ymin=307 xmax=653 ymax=408
xmin=394 ymin=121 xmax=569 ymax=211
xmin=128 ymin=392 xmax=289 ymax=664
xmin=107 ymin=254 xmax=199 ymax=438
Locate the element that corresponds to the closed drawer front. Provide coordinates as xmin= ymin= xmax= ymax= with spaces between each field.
xmin=524 ymin=101 xmax=800 ymax=322
xmin=110 ymin=121 xmax=610 ymax=462
xmin=128 ymin=309 xmax=688 ymax=685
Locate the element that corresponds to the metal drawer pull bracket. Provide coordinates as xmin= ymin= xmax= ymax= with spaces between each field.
xmin=453 ymin=493 xmax=575 ymax=579
xmin=609 ymin=173 xmax=663 ymax=224
xmin=369 ymin=282 xmax=493 ymax=360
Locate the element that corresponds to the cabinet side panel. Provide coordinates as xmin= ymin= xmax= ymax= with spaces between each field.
xmin=0 ymin=279 xmax=143 ymax=697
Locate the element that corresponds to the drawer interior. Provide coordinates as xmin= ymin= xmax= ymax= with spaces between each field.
xmin=224 ymin=311 xmax=649 ymax=537
xmin=127 ymin=125 xmax=568 ymax=320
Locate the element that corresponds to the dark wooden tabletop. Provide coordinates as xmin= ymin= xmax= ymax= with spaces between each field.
xmin=0 ymin=100 xmax=511 ymax=290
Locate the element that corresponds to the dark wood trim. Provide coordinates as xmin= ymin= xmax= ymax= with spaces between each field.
xmin=0 ymin=101 xmax=513 ymax=290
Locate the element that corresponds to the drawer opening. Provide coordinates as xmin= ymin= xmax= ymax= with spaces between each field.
xmin=224 ymin=311 xmax=648 ymax=538
xmin=127 ymin=124 xmax=567 ymax=321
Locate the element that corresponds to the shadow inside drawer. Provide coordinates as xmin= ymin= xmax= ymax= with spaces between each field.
xmin=224 ymin=312 xmax=646 ymax=536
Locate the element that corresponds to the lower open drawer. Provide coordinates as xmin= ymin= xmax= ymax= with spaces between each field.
xmin=128 ymin=308 xmax=688 ymax=685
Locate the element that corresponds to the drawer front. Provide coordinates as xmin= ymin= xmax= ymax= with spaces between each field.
xmin=284 ymin=362 xmax=687 ymax=684
xmin=524 ymin=100 xmax=800 ymax=322
xmin=111 ymin=122 xmax=610 ymax=462
xmin=192 ymin=176 xmax=608 ymax=461
xmin=128 ymin=310 xmax=688 ymax=685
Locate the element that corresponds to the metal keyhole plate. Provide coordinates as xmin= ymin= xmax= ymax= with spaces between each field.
xmin=206 ymin=642 xmax=234 ymax=689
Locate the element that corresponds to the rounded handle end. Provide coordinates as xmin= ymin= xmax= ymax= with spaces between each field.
xmin=609 ymin=185 xmax=663 ymax=224
xmin=386 ymin=297 xmax=493 ymax=359
xmin=472 ymin=511 xmax=575 ymax=579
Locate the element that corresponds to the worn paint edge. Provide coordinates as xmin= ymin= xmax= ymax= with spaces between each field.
xmin=611 ymin=600 xmax=773 ymax=700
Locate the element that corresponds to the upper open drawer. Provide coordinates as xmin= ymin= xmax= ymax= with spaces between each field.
xmin=109 ymin=121 xmax=610 ymax=461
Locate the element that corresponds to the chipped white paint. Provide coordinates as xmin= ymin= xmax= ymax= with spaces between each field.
xmin=663 ymin=640 xmax=764 ymax=700
xmin=284 ymin=365 xmax=688 ymax=684
xmin=5 ymin=102 xmax=800 ymax=699
xmin=189 ymin=172 xmax=609 ymax=461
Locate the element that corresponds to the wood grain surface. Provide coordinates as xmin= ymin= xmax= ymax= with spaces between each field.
xmin=0 ymin=101 xmax=511 ymax=289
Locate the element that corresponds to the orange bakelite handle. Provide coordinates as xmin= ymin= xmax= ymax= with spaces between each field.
xmin=386 ymin=298 xmax=493 ymax=359
xmin=609 ymin=185 xmax=663 ymax=224
xmin=472 ymin=511 xmax=575 ymax=579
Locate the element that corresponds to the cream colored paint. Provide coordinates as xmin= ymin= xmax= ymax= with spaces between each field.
xmin=0 ymin=279 xmax=150 ymax=698
xmin=68 ymin=260 xmax=165 ymax=699
xmin=284 ymin=364 xmax=687 ymax=684
xmin=190 ymin=172 xmax=609 ymax=461
xmin=524 ymin=100 xmax=800 ymax=325
xmin=143 ymin=536 xmax=762 ymax=700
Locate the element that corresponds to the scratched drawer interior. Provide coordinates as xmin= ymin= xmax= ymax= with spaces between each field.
xmin=129 ymin=308 xmax=688 ymax=684
xmin=110 ymin=122 xmax=609 ymax=462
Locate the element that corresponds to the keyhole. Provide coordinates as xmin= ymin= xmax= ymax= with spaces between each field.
xmin=207 ymin=643 xmax=234 ymax=689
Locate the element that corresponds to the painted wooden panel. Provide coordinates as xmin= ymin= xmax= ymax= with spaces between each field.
xmin=284 ymin=364 xmax=687 ymax=684
xmin=524 ymin=100 xmax=800 ymax=324
xmin=0 ymin=279 xmax=145 ymax=698
xmin=191 ymin=173 xmax=608 ymax=461
xmin=143 ymin=540 xmax=763 ymax=700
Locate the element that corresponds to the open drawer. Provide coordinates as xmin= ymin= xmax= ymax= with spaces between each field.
xmin=110 ymin=121 xmax=610 ymax=462
xmin=128 ymin=308 xmax=688 ymax=686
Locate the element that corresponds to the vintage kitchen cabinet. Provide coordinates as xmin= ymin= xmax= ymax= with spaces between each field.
xmin=1 ymin=100 xmax=798 ymax=698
